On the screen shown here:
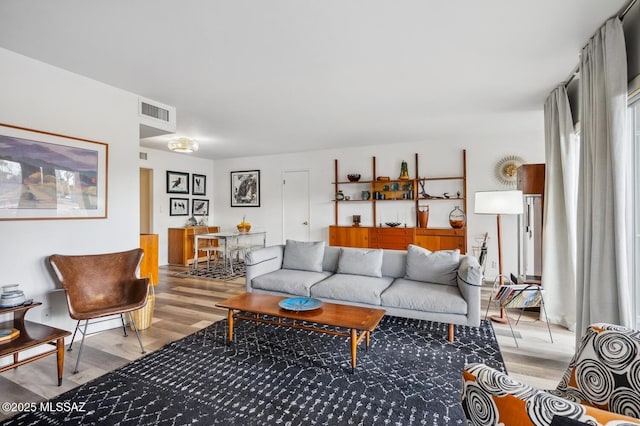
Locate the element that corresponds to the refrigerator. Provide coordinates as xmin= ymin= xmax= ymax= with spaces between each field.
xmin=518 ymin=194 xmax=543 ymax=284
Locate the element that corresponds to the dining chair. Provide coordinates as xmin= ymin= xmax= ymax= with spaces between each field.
xmin=48 ymin=248 xmax=149 ymax=373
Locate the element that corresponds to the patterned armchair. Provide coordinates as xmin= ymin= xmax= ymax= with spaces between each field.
xmin=461 ymin=323 xmax=640 ymax=425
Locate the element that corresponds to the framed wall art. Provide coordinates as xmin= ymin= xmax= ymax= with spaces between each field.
xmin=166 ymin=171 xmax=189 ymax=194
xmin=192 ymin=174 xmax=206 ymax=196
xmin=192 ymin=199 xmax=209 ymax=216
xmin=230 ymin=170 xmax=260 ymax=207
xmin=0 ymin=123 xmax=108 ymax=220
xmin=169 ymin=197 xmax=189 ymax=216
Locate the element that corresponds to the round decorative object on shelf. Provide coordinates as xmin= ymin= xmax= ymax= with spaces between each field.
xmin=495 ymin=155 xmax=525 ymax=187
xmin=347 ymin=174 xmax=361 ymax=182
xmin=449 ymin=206 xmax=466 ymax=229
xmin=336 ymin=190 xmax=345 ymax=200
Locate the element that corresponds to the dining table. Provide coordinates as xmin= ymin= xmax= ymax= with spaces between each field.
xmin=193 ymin=229 xmax=267 ymax=276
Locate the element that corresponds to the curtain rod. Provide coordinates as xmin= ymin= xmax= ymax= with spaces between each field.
xmin=563 ymin=0 xmax=637 ymax=87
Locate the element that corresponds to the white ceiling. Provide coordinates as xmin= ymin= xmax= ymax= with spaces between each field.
xmin=0 ymin=1 xmax=627 ymax=159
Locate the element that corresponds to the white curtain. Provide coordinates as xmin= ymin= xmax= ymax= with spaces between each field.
xmin=577 ymin=17 xmax=632 ymax=335
xmin=543 ymin=86 xmax=577 ymax=331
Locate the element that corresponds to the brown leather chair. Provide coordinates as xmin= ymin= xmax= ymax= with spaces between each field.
xmin=48 ymin=248 xmax=149 ymax=373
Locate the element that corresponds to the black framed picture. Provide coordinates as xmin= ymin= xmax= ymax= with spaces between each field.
xmin=192 ymin=199 xmax=209 ymax=216
xmin=230 ymin=170 xmax=260 ymax=207
xmin=169 ymin=197 xmax=189 ymax=216
xmin=166 ymin=171 xmax=189 ymax=194
xmin=192 ymin=174 xmax=206 ymax=196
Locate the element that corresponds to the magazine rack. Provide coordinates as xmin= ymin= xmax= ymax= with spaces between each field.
xmin=485 ymin=275 xmax=553 ymax=348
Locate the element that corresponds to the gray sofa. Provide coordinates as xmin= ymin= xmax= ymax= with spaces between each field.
xmin=244 ymin=241 xmax=483 ymax=341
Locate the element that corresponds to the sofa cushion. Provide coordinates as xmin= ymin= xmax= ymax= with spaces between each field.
xmin=322 ymin=246 xmax=341 ymax=273
xmin=405 ymin=245 xmax=460 ymax=286
xmin=251 ymin=269 xmax=332 ymax=296
xmin=310 ymin=273 xmax=393 ymax=305
xmin=282 ymin=240 xmax=325 ymax=272
xmin=381 ymin=278 xmax=467 ymax=314
xmin=380 ymin=249 xmax=407 ymax=278
xmin=337 ymin=248 xmax=383 ymax=278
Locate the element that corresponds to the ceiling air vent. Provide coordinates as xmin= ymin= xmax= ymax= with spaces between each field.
xmin=141 ymin=101 xmax=170 ymax=122
xmin=139 ymin=152 xmax=148 ymax=160
xmin=138 ymin=97 xmax=176 ymax=138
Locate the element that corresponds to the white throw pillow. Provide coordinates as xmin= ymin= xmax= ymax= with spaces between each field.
xmin=282 ymin=240 xmax=325 ymax=272
xmin=337 ymin=248 xmax=383 ymax=278
xmin=405 ymin=244 xmax=460 ymax=285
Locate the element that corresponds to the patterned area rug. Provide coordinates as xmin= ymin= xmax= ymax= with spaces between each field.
xmin=2 ymin=317 xmax=504 ymax=425
xmin=176 ymin=259 xmax=246 ymax=280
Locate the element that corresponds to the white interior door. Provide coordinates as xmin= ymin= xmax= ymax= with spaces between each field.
xmin=282 ymin=170 xmax=310 ymax=242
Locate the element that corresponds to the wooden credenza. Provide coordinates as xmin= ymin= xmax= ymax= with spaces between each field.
xmin=414 ymin=228 xmax=466 ymax=252
xmin=369 ymin=227 xmax=414 ymax=250
xmin=168 ymin=226 xmax=220 ymax=266
xmin=329 ymin=226 xmax=466 ymax=253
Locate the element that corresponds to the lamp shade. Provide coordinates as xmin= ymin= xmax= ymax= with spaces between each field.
xmin=474 ymin=190 xmax=523 ymax=215
xmin=168 ymin=137 xmax=199 ymax=153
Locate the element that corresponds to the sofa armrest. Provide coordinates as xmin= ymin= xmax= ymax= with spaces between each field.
xmin=456 ymin=255 xmax=482 ymax=327
xmin=462 ymin=363 xmax=640 ymax=426
xmin=244 ymin=245 xmax=284 ymax=292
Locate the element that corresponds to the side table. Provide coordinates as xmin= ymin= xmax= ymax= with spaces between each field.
xmin=0 ymin=302 xmax=71 ymax=386
xmin=485 ymin=284 xmax=553 ymax=348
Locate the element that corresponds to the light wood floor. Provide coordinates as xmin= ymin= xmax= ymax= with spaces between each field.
xmin=0 ymin=266 xmax=575 ymax=421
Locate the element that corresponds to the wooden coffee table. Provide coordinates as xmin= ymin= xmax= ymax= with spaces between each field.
xmin=216 ymin=293 xmax=386 ymax=372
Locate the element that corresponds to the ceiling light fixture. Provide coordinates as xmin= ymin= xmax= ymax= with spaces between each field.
xmin=168 ymin=137 xmax=199 ymax=153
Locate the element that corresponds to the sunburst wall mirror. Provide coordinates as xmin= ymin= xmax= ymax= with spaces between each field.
xmin=494 ymin=155 xmax=525 ymax=187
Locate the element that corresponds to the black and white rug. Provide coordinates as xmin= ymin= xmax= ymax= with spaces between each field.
xmin=177 ymin=259 xmax=246 ymax=280
xmin=2 ymin=317 xmax=504 ymax=425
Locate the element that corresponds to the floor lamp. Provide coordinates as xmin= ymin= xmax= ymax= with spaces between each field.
xmin=474 ymin=190 xmax=523 ymax=323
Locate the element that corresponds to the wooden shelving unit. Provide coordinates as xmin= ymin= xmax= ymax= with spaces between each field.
xmin=330 ymin=150 xmax=467 ymax=252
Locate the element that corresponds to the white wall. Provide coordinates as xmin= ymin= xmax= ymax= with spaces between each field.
xmin=213 ymin=116 xmax=545 ymax=280
xmin=139 ymin=147 xmax=215 ymax=266
xmin=0 ymin=48 xmax=141 ymax=337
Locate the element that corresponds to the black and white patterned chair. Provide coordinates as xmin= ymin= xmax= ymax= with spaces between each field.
xmin=462 ymin=323 xmax=640 ymax=425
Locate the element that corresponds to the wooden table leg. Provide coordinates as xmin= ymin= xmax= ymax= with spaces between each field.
xmin=227 ymin=309 xmax=234 ymax=342
xmin=56 ymin=338 xmax=65 ymax=386
xmin=13 ymin=352 xmax=18 ymax=368
xmin=350 ymin=328 xmax=357 ymax=373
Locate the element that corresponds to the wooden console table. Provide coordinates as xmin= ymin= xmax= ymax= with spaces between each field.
xmin=168 ymin=226 xmax=220 ymax=265
xmin=0 ymin=302 xmax=71 ymax=385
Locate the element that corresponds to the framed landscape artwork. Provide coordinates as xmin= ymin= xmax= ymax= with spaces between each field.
xmin=192 ymin=174 xmax=206 ymax=196
xmin=169 ymin=198 xmax=189 ymax=216
xmin=230 ymin=170 xmax=260 ymax=207
xmin=166 ymin=171 xmax=189 ymax=194
xmin=0 ymin=123 xmax=108 ymax=220
xmin=192 ymin=199 xmax=209 ymax=216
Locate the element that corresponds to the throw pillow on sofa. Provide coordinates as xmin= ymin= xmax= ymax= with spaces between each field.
xmin=282 ymin=240 xmax=325 ymax=272
xmin=336 ymin=247 xmax=383 ymax=278
xmin=405 ymin=244 xmax=459 ymax=285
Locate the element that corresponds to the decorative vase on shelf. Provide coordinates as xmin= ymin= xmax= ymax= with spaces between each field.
xmin=449 ymin=206 xmax=466 ymax=229
xmin=336 ymin=190 xmax=345 ymax=200
xmin=418 ymin=206 xmax=430 ymax=228
xmin=399 ymin=161 xmax=410 ymax=180
xmin=361 ymin=190 xmax=370 ymax=200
